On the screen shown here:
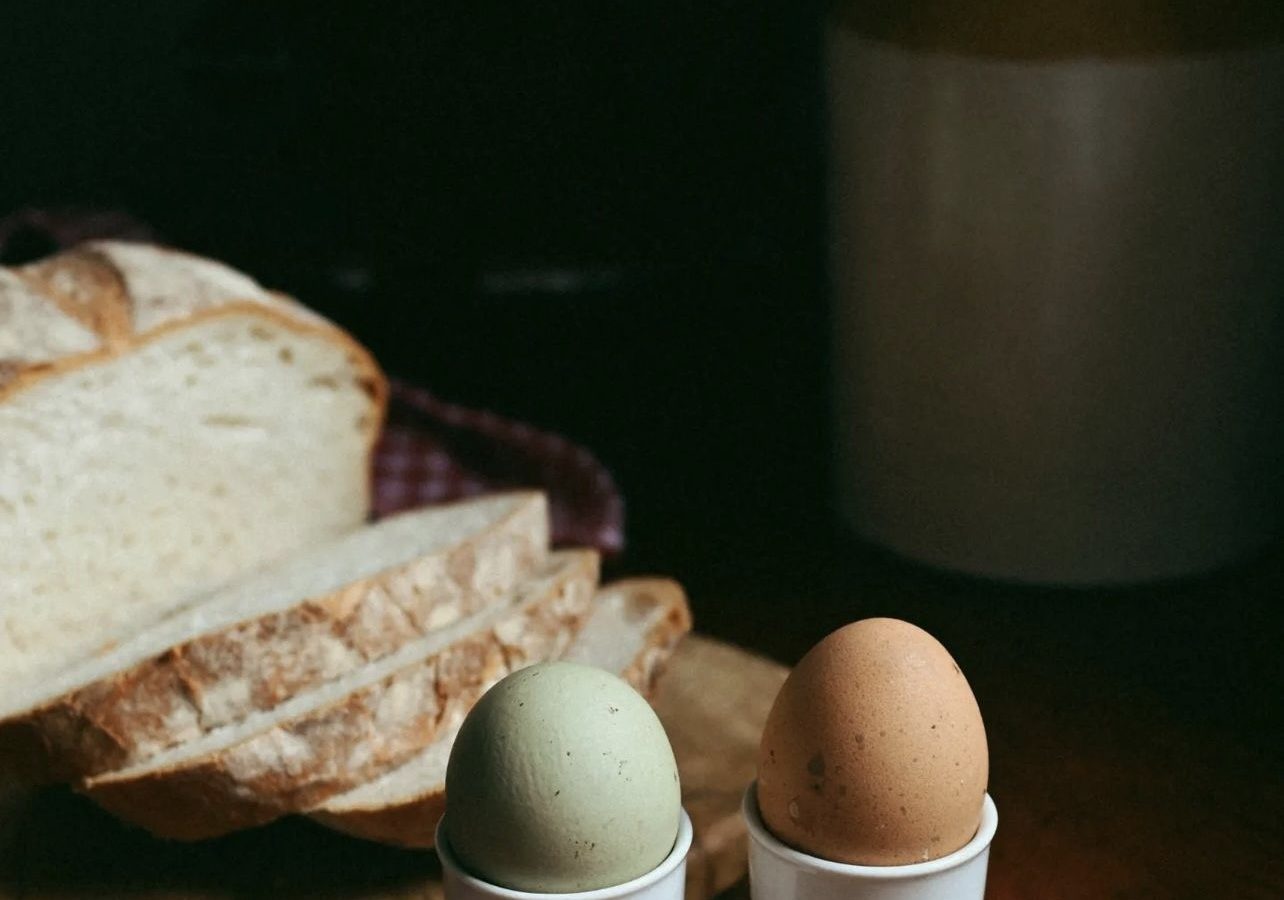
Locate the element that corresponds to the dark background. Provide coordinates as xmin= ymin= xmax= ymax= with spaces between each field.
xmin=3 ymin=5 xmax=1283 ymax=896
xmin=0 ymin=1 xmax=831 ymax=591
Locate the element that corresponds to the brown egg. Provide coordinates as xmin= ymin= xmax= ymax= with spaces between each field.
xmin=757 ymin=618 xmax=988 ymax=866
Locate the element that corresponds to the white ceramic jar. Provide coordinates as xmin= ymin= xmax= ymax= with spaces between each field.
xmin=828 ymin=4 xmax=1284 ymax=584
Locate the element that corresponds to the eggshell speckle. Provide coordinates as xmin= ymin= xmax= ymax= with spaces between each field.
xmin=757 ymin=618 xmax=988 ymax=865
xmin=445 ymin=661 xmax=681 ymax=892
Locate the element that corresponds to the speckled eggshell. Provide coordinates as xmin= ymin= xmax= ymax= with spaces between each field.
xmin=444 ymin=661 xmax=682 ymax=893
xmin=757 ymin=618 xmax=988 ymax=866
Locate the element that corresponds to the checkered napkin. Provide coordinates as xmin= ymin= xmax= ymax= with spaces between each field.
xmin=375 ymin=383 xmax=625 ymax=555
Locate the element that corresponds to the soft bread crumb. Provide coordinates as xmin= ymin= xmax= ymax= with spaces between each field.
xmin=0 ymin=314 xmax=371 ymax=683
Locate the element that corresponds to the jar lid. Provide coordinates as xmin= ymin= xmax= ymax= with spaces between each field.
xmin=830 ymin=0 xmax=1284 ymax=58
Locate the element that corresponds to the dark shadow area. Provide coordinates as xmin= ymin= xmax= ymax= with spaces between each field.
xmin=0 ymin=788 xmax=441 ymax=897
xmin=0 ymin=0 xmax=832 ymax=586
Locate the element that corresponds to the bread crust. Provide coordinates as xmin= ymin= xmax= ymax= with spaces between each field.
xmin=613 ymin=580 xmax=694 ymax=701
xmin=1 ymin=242 xmax=388 ymax=437
xmin=80 ymin=551 xmax=599 ymax=841
xmin=10 ymin=493 xmax=549 ymax=780
xmin=310 ymin=578 xmax=692 ymax=848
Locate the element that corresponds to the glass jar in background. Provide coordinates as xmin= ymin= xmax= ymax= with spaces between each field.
xmin=828 ymin=1 xmax=1284 ymax=584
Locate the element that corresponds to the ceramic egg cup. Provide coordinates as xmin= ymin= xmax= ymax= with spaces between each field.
xmin=437 ymin=809 xmax=693 ymax=900
xmin=743 ymin=784 xmax=997 ymax=900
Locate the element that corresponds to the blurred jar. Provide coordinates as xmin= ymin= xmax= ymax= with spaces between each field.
xmin=829 ymin=1 xmax=1284 ymax=584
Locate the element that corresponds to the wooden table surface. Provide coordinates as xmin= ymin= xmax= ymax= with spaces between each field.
xmin=2 ymin=530 xmax=1280 ymax=899
xmin=669 ymin=528 xmax=1284 ymax=900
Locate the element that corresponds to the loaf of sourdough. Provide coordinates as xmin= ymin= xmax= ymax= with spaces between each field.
xmin=311 ymin=578 xmax=692 ymax=848
xmin=0 ymin=241 xmax=387 ymax=684
xmin=0 ymin=492 xmax=548 ymax=780
xmin=81 ymin=550 xmax=599 ymax=840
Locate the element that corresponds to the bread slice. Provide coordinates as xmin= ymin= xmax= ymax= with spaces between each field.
xmin=80 ymin=551 xmax=599 ymax=841
xmin=310 ymin=578 xmax=692 ymax=848
xmin=560 ymin=579 xmax=692 ymax=697
xmin=0 ymin=241 xmax=387 ymax=684
xmin=0 ymin=492 xmax=549 ymax=780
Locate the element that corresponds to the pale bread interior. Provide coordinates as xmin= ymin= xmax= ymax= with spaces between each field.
xmin=0 ymin=313 xmax=374 ymax=683
xmin=0 ymin=493 xmax=540 ymax=724
xmin=87 ymin=552 xmax=589 ymax=787
xmin=318 ymin=581 xmax=671 ymax=812
xmin=561 ymin=580 xmax=672 ymax=672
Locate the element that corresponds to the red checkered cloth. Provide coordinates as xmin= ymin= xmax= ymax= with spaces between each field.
xmin=375 ymin=382 xmax=625 ymax=555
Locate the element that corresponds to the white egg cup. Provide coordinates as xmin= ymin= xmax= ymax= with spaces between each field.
xmin=743 ymin=784 xmax=997 ymax=900
xmin=438 ymin=808 xmax=693 ymax=900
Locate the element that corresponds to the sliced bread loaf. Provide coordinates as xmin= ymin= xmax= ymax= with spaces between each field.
xmin=0 ymin=492 xmax=549 ymax=780
xmin=1 ymin=242 xmax=386 ymax=683
xmin=80 ymin=550 xmax=599 ymax=840
xmin=310 ymin=578 xmax=692 ymax=848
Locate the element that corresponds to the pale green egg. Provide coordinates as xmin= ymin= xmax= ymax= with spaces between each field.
xmin=444 ymin=661 xmax=681 ymax=893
